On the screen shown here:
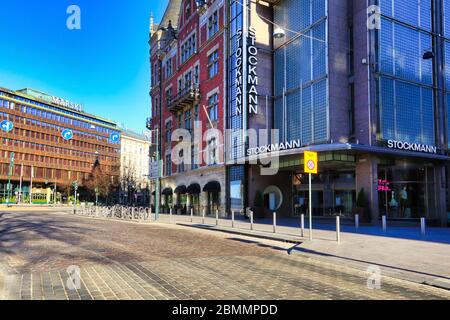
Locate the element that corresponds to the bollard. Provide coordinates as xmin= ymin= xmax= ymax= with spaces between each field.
xmin=421 ymin=217 xmax=426 ymax=236
xmin=149 ymin=206 xmax=153 ymax=221
xmin=250 ymin=210 xmax=254 ymax=231
xmin=169 ymin=208 xmax=173 ymax=223
xmin=232 ymin=210 xmax=235 ymax=228
xmin=191 ymin=208 xmax=194 ymax=223
xmin=202 ymin=209 xmax=205 ymax=225
xmin=355 ymin=214 xmax=359 ymax=230
xmin=273 ymin=212 xmax=277 ymax=233
xmin=300 ymin=214 xmax=305 ymax=237
xmin=216 ymin=209 xmax=219 ymax=226
xmin=336 ymin=215 xmax=341 ymax=243
xmin=382 ymin=215 xmax=387 ymax=232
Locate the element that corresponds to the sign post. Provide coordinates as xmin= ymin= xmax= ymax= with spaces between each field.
xmin=304 ymin=151 xmax=318 ymax=241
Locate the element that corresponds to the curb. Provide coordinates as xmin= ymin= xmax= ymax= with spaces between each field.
xmin=176 ymin=222 xmax=450 ymax=292
xmin=176 ymin=222 xmax=302 ymax=244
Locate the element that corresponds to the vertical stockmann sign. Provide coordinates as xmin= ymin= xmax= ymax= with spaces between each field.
xmin=235 ymin=27 xmax=258 ymax=116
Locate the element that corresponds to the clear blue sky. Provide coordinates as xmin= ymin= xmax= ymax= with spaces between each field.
xmin=0 ymin=0 xmax=168 ymax=132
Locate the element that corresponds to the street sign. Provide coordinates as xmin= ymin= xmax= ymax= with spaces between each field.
xmin=304 ymin=151 xmax=318 ymax=241
xmin=62 ymin=129 xmax=74 ymax=140
xmin=110 ymin=132 xmax=120 ymax=142
xmin=149 ymin=161 xmax=159 ymax=179
xmin=0 ymin=120 xmax=13 ymax=132
xmin=304 ymin=151 xmax=318 ymax=174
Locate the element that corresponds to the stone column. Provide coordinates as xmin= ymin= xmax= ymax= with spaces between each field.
xmin=434 ymin=165 xmax=448 ymax=227
xmin=200 ymin=191 xmax=208 ymax=215
xmin=355 ymin=154 xmax=379 ymax=224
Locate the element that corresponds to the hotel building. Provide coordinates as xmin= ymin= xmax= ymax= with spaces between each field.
xmin=0 ymin=87 xmax=121 ymax=204
xmin=119 ymin=129 xmax=151 ymax=205
xmin=225 ymin=0 xmax=450 ymax=226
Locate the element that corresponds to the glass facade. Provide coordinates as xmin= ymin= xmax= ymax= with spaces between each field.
xmin=444 ymin=0 xmax=450 ymax=148
xmin=273 ymin=0 xmax=328 ymax=145
xmin=378 ymin=0 xmax=435 ymax=145
xmin=226 ymin=0 xmax=245 ymax=210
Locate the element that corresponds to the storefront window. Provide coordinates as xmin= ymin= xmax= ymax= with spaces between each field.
xmin=378 ymin=162 xmax=435 ymax=219
xmin=293 ymin=170 xmax=355 ymax=217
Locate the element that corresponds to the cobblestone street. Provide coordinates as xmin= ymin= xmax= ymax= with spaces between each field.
xmin=1 ymin=210 xmax=449 ymax=300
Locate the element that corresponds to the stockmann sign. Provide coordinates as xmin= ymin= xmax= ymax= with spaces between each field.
xmin=387 ymin=140 xmax=437 ymax=154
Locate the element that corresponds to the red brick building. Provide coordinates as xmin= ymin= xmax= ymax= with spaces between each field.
xmin=148 ymin=0 xmax=227 ymax=215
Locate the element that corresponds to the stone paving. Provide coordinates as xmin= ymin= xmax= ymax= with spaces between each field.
xmin=1 ymin=210 xmax=450 ymax=300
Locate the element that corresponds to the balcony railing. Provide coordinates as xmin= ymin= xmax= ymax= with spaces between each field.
xmin=146 ymin=117 xmax=154 ymax=130
xmin=167 ymin=84 xmax=200 ymax=112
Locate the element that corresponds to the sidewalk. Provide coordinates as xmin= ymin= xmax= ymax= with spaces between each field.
xmin=157 ymin=213 xmax=450 ymax=290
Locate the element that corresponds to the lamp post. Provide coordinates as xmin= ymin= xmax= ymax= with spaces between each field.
xmin=144 ymin=127 xmax=160 ymax=220
xmin=95 ymin=187 xmax=99 ymax=206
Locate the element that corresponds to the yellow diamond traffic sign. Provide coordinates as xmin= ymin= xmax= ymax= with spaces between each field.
xmin=304 ymin=151 xmax=318 ymax=174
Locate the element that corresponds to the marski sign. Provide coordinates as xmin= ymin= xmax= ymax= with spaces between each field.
xmin=52 ymin=96 xmax=83 ymax=112
xmin=387 ymin=140 xmax=437 ymax=154
xmin=235 ymin=27 xmax=258 ymax=115
xmin=247 ymin=139 xmax=301 ymax=156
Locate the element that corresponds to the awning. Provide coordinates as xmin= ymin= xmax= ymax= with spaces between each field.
xmin=161 ymin=188 xmax=173 ymax=195
xmin=203 ymin=181 xmax=221 ymax=192
xmin=174 ymin=185 xmax=187 ymax=194
xmin=187 ymin=183 xmax=201 ymax=194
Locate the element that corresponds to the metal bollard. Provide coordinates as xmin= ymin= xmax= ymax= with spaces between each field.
xmin=169 ymin=208 xmax=173 ymax=223
xmin=300 ymin=214 xmax=305 ymax=237
xmin=382 ymin=215 xmax=387 ymax=232
xmin=232 ymin=210 xmax=235 ymax=228
xmin=273 ymin=212 xmax=277 ymax=233
xmin=336 ymin=215 xmax=341 ymax=243
xmin=250 ymin=211 xmax=254 ymax=231
xmin=216 ymin=209 xmax=219 ymax=226
xmin=421 ymin=217 xmax=426 ymax=236
xmin=191 ymin=208 xmax=194 ymax=223
xmin=149 ymin=206 xmax=153 ymax=221
xmin=355 ymin=214 xmax=359 ymax=230
xmin=202 ymin=209 xmax=205 ymax=225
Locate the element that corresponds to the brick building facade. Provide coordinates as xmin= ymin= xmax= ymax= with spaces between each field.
xmin=148 ymin=0 xmax=227 ymax=216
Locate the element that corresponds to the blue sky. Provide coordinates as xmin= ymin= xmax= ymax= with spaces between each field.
xmin=0 ymin=0 xmax=168 ymax=132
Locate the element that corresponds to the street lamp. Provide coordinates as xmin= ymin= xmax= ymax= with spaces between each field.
xmin=144 ymin=128 xmax=161 ymax=220
xmin=423 ymin=51 xmax=434 ymax=60
xmin=273 ymin=27 xmax=286 ymax=39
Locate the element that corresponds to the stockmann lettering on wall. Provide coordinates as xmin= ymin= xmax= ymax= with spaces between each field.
xmin=235 ymin=27 xmax=258 ymax=116
xmin=247 ymin=140 xmax=301 ymax=156
xmin=387 ymin=140 xmax=437 ymax=154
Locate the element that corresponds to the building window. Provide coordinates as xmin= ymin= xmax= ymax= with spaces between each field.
xmin=166 ymin=88 xmax=172 ymax=105
xmin=194 ymin=65 xmax=199 ymax=84
xmin=184 ymin=109 xmax=192 ymax=131
xmin=165 ymin=120 xmax=172 ymax=143
xmin=186 ymin=3 xmax=191 ymax=18
xmin=208 ymin=138 xmax=217 ymax=165
xmin=165 ymin=58 xmax=173 ymax=78
xmin=208 ymin=94 xmax=219 ymax=122
xmin=165 ymin=154 xmax=172 ymax=176
xmin=208 ymin=50 xmax=219 ymax=79
xmin=185 ymin=71 xmax=192 ymax=89
xmin=208 ymin=10 xmax=219 ymax=39
xmin=180 ymin=33 xmax=196 ymax=64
